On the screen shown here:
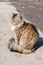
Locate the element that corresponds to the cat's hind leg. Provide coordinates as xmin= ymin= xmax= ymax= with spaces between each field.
xmin=8 ymin=37 xmax=23 ymax=52
xmin=8 ymin=41 xmax=34 ymax=54
xmin=8 ymin=38 xmax=35 ymax=54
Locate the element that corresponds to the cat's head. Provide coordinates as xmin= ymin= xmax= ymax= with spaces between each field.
xmin=11 ymin=13 xmax=24 ymax=25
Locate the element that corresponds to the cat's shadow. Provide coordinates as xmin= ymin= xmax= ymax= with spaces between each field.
xmin=36 ymin=37 xmax=43 ymax=50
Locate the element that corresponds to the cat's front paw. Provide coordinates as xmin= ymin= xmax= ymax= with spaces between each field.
xmin=8 ymin=37 xmax=15 ymax=51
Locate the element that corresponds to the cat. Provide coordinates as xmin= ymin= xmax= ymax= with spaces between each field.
xmin=8 ymin=13 xmax=39 ymax=54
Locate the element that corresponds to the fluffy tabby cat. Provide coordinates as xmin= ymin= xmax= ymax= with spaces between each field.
xmin=8 ymin=13 xmax=39 ymax=54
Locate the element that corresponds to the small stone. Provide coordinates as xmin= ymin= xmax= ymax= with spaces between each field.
xmin=22 ymin=7 xmax=25 ymax=9
xmin=38 ymin=15 xmax=41 ymax=18
xmin=18 ymin=3 xmax=21 ymax=5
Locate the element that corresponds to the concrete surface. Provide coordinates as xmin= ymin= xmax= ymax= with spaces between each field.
xmin=0 ymin=2 xmax=43 ymax=65
xmin=10 ymin=1 xmax=43 ymax=32
xmin=0 ymin=0 xmax=43 ymax=3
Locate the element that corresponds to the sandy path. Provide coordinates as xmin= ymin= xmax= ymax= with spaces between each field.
xmin=0 ymin=2 xmax=43 ymax=65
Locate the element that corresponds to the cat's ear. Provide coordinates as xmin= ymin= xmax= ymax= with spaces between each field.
xmin=20 ymin=15 xmax=24 ymax=22
xmin=12 ymin=13 xmax=17 ymax=19
xmin=20 ymin=16 xmax=23 ymax=21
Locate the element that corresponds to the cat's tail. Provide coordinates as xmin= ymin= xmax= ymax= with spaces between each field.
xmin=8 ymin=38 xmax=34 ymax=54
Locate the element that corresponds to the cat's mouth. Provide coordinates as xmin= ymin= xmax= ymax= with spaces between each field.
xmin=10 ymin=21 xmax=24 ymax=31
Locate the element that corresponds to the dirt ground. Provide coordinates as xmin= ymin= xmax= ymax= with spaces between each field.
xmin=0 ymin=2 xmax=43 ymax=65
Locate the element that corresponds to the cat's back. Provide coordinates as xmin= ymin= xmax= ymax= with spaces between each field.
xmin=15 ymin=22 xmax=39 ymax=38
xmin=19 ymin=22 xmax=39 ymax=49
xmin=19 ymin=22 xmax=39 ymax=35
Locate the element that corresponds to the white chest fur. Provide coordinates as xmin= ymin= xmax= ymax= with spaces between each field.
xmin=11 ymin=25 xmax=16 ymax=31
xmin=10 ymin=24 xmax=17 ymax=43
xmin=11 ymin=22 xmax=23 ymax=32
xmin=10 ymin=22 xmax=24 ymax=43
